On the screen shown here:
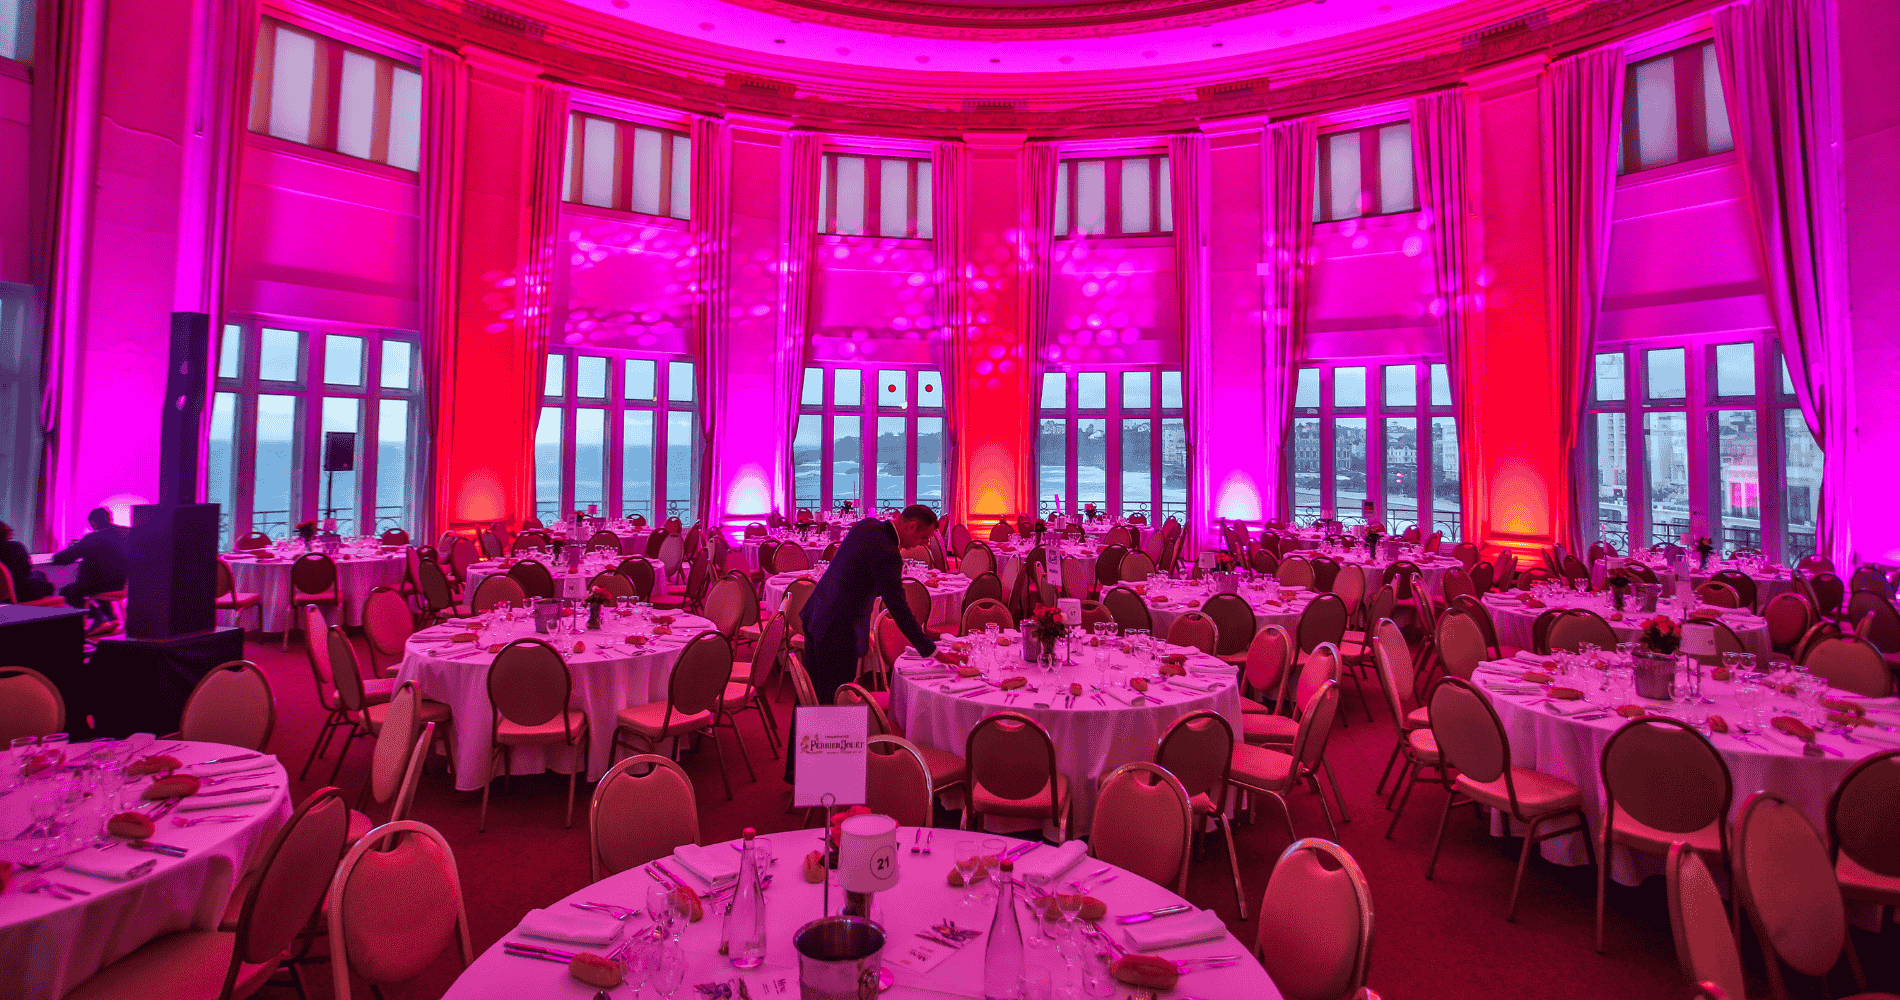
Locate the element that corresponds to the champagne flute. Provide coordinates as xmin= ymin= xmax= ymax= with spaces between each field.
xmin=955 ymin=838 xmax=982 ymax=910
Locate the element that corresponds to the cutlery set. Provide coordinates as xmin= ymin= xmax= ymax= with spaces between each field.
xmin=909 ymin=828 xmax=935 ymax=854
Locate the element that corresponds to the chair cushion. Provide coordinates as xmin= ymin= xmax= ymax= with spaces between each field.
xmin=1228 ymin=744 xmax=1294 ymax=790
xmin=616 ymin=701 xmax=713 ymax=739
xmin=1605 ymin=803 xmax=1721 ymax=857
xmin=497 ymin=710 xmax=588 ymax=746
xmin=214 ymin=593 xmax=262 ymax=609
xmin=348 ymin=808 xmax=372 ymax=845
xmin=62 ymin=930 xmax=277 ymax=1000
xmin=1240 ymin=696 xmax=1275 ymax=715
xmin=1837 ymin=852 xmax=1900 ymax=907
xmin=1215 ymin=651 xmax=1249 ymax=666
xmin=1189 ymin=791 xmax=1219 ymax=815
xmin=972 ymin=772 xmax=1070 ymax=819
xmin=869 ymin=690 xmax=890 ymax=713
xmin=362 ymin=677 xmax=396 ymax=706
xmin=1455 ymin=766 xmax=1583 ymax=816
xmin=1404 ymin=706 xmax=1430 ymax=730
xmin=364 ymin=697 xmax=450 ymax=732
xmin=916 ymin=747 xmax=967 ymax=790
xmin=1241 ymin=713 xmax=1297 ymax=745
xmin=1404 ymin=728 xmax=1441 ymax=763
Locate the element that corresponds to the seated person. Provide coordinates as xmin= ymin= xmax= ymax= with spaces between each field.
xmin=51 ymin=507 xmax=130 ymax=622
xmin=0 ymin=520 xmax=56 ymax=602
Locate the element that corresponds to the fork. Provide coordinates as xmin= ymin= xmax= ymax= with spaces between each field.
xmin=200 ymin=770 xmax=272 ymax=787
xmin=571 ymin=901 xmax=640 ymax=920
xmin=172 ymin=814 xmax=252 ymax=827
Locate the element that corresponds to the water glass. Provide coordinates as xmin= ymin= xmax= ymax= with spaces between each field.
xmin=1795 ymin=674 xmax=1828 ymax=724
xmin=650 ymin=942 xmax=687 ymax=997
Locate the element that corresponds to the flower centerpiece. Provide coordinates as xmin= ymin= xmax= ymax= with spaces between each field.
xmin=1607 ymin=571 xmax=1632 ymax=611
xmin=295 ymin=520 xmax=317 ymax=551
xmin=1209 ymin=553 xmax=1240 ymax=594
xmin=1632 ymin=615 xmax=1683 ymax=699
xmin=836 ymin=500 xmax=855 ymax=520
xmin=1693 ymin=535 xmax=1714 ymax=570
xmin=1029 ymin=604 xmax=1068 ymax=662
xmin=1083 ymin=502 xmax=1099 ymax=523
xmin=586 ymin=586 xmax=615 ymax=630
xmin=1640 ymin=615 xmax=1682 ymax=655
xmin=1363 ymin=522 xmax=1386 ymax=554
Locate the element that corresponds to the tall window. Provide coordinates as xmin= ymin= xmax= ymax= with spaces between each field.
xmin=0 ymin=283 xmax=35 ymax=538
xmin=818 ymin=154 xmax=932 ymax=239
xmin=536 ymin=352 xmax=697 ymax=523
xmin=1290 ymin=361 xmax=1458 ymax=534
xmin=1054 ymin=154 xmax=1172 ymax=237
xmin=207 ymin=321 xmax=421 ymax=542
xmin=1584 ymin=338 xmax=1814 ymax=559
xmin=1621 ymin=41 xmax=1734 ymax=174
xmin=1315 ymin=122 xmax=1416 ymax=222
xmin=1037 ymin=369 xmax=1186 ymax=521
xmin=1 ymin=0 xmax=32 ymax=64
xmin=794 ymin=366 xmax=944 ymax=514
xmin=563 ymin=112 xmax=691 ymax=220
xmin=248 ymin=17 xmax=421 ymax=170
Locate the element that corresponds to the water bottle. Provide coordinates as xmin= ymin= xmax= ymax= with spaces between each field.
xmin=727 ymin=828 xmax=768 ymax=969
xmin=983 ymin=860 xmax=1024 ymax=999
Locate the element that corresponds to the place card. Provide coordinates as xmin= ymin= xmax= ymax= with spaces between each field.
xmin=691 ymin=969 xmax=800 ymax=999
xmin=886 ymin=918 xmax=985 ymax=974
xmin=792 ymin=706 xmax=869 ymax=808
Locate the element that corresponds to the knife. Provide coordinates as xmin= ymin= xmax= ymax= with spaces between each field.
xmin=193 ymin=753 xmax=261 ymax=766
xmin=194 ymin=783 xmax=275 ymax=797
xmin=1117 ymin=904 xmax=1191 ymax=924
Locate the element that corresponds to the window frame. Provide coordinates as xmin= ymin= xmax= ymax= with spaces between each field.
xmin=247 ymin=15 xmax=423 ymax=172
xmin=1289 ymin=358 xmax=1458 ymax=534
xmin=1618 ymin=39 xmax=1735 ymax=176
xmin=562 ymin=109 xmax=692 ymax=222
xmin=1053 ymin=153 xmax=1173 ymax=239
xmin=1035 ymin=366 xmax=1187 ymax=522
xmin=794 ymin=363 xmax=947 ymax=514
xmin=817 ymin=151 xmax=933 ymax=241
xmin=537 ymin=348 xmax=698 ymax=524
xmin=1313 ymin=119 xmax=1417 ymax=224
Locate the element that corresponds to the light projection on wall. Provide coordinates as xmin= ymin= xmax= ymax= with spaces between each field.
xmin=813 ymin=238 xmax=944 ymax=362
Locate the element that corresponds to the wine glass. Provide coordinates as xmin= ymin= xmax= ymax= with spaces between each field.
xmin=650 ymin=942 xmax=687 ymax=997
xmin=645 ymin=882 xmax=676 ymax=937
xmin=1056 ymin=880 xmax=1086 ymax=946
xmin=955 ymin=839 xmax=983 ymax=909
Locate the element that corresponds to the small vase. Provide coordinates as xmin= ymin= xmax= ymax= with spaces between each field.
xmin=1612 ymin=589 xmax=1626 ymax=612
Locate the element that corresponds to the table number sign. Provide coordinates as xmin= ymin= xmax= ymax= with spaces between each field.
xmin=793 ymin=706 xmax=869 ymax=808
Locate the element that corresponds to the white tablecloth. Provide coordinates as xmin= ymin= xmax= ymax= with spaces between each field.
xmin=0 ymin=741 xmax=293 ymax=1000
xmin=394 ymin=611 xmax=717 ymax=790
xmin=438 ymin=828 xmax=1282 ymax=1000
xmin=1484 ymin=593 xmax=1773 ymax=660
xmin=545 ymin=525 xmax=651 ymax=556
xmin=891 ymin=639 xmax=1243 ymax=831
xmin=739 ymin=537 xmax=832 ymax=575
xmin=1135 ymin=581 xmax=1313 ymax=641
xmin=995 ymin=540 xmax=1104 ymax=593
xmin=465 ymin=557 xmax=663 ymax=603
xmin=762 ymin=570 xmax=970 ymax=630
xmin=1473 ymin=655 xmax=1900 ymax=884
xmin=221 ymin=550 xmax=405 ymax=632
xmin=1591 ymin=557 xmax=1795 ymax=610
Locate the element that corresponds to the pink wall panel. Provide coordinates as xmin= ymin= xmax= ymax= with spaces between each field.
xmin=1199 ymin=125 xmax=1270 ymax=524
xmin=713 ymin=120 xmax=793 ymax=520
xmin=0 ymin=68 xmax=29 ymax=285
xmin=557 ymin=209 xmax=694 ymax=354
xmin=1598 ymin=159 xmax=1770 ymax=341
xmin=1047 ymin=239 xmax=1180 ymax=367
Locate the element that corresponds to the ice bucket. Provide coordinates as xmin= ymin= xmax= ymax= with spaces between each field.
xmin=1631 ymin=652 xmax=1676 ymax=700
xmin=793 ymin=916 xmax=885 ymax=1000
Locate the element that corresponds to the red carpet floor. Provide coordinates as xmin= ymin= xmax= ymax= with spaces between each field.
xmin=241 ymin=633 xmax=1897 ymax=1000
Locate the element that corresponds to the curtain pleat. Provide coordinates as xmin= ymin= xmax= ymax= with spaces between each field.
xmin=419 ymin=48 xmax=466 ymax=539
xmin=1260 ymin=118 xmax=1317 ymax=525
xmin=513 ymin=82 xmax=569 ymax=525
xmin=1714 ymin=0 xmax=1851 ymax=565
xmin=692 ymin=115 xmax=732 ymax=529
xmin=931 ymin=140 xmax=969 ymax=522
xmin=779 ymin=132 xmax=821 ymax=517
xmin=1169 ymin=133 xmax=1209 ymax=550
xmin=1410 ymin=88 xmax=1479 ymax=544
xmin=1019 ymin=144 xmax=1057 ymax=515
xmin=1542 ymin=48 xmax=1625 ymax=552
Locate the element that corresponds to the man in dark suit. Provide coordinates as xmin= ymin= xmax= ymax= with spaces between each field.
xmin=51 ymin=507 xmax=130 ymax=624
xmin=786 ymin=505 xmax=947 ymax=780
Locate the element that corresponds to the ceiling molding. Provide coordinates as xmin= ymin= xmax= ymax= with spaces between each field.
xmin=705 ymin=0 xmax=1313 ymax=41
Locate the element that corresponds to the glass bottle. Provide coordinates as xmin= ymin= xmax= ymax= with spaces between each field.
xmin=983 ymin=860 xmax=1025 ymax=1000
xmin=727 ymin=828 xmax=768 ymax=968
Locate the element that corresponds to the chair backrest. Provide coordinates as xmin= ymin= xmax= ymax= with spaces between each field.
xmin=965 ymin=711 xmax=1061 ymax=815
xmin=180 ymin=660 xmax=275 ymax=751
xmin=1441 ymin=568 xmax=1475 ymax=604
xmin=644 ymin=530 xmax=668 ymax=558
xmin=588 ymin=530 xmax=622 ymax=553
xmin=1362 ymin=584 xmax=1398 ymax=631
xmin=1101 ymin=585 xmax=1152 ymax=634
xmin=703 ymin=577 xmax=751 ymax=637
xmin=1827 ymin=749 xmax=1900 ymax=883
xmin=1802 ymin=636 xmax=1893 ymax=697
xmin=367 ymin=682 xmax=424 ymax=809
xmin=507 ymin=559 xmax=555 ymax=600
xmin=961 ymin=542 xmax=995 ymax=578
xmin=657 ymin=533 xmax=687 ymax=576
xmin=1094 ymin=545 xmax=1128 ymax=587
xmin=512 ymin=530 xmax=550 ymax=555
xmin=417 ymin=558 xmax=457 ymax=618
xmin=618 ymin=557 xmax=657 ymax=600
xmin=1449 ymin=596 xmax=1503 ymax=657
xmin=1091 ymin=762 xmax=1192 ymax=896
xmin=1167 ymin=611 xmax=1217 ymax=654
xmin=1309 ymin=556 xmax=1342 ymax=595
xmin=1528 ymin=608 xmax=1564 ymax=655
xmin=1667 ymin=843 xmax=1746 ymax=1000
xmin=1469 ymin=560 xmax=1495 ymax=596
xmin=391 ymin=722 xmax=433 ymax=827
xmin=291 ymin=553 xmax=338 ymax=595
xmin=486 ymin=639 xmax=573 ymax=734
xmin=1198 ymin=592 xmax=1254 ymax=656
xmin=0 ymin=666 xmax=66 ymax=745
xmin=1119 ymin=550 xmax=1156 ymax=582
xmin=1289 ymin=678 xmax=1342 ymax=778
xmin=1734 ymin=792 xmax=1851 ymax=990
xmin=1709 ymin=570 xmax=1758 ymax=610
xmin=776 ymin=541 xmax=812 ymax=573
xmin=961 ymin=598 xmax=1014 ymax=636
xmin=1059 ymin=557 xmax=1094 ymax=600
xmin=946 ymin=523 xmax=970 ymax=557
xmin=1254 ymin=838 xmax=1374 ymax=1000
xmin=477 ymin=529 xmax=503 ymax=558
xmin=237 ymin=530 xmax=273 ymax=550
xmin=866 ymin=736 xmax=934 ymax=829
xmin=1560 ymin=554 xmax=1591 ymax=587
xmin=1155 ymin=709 xmax=1236 ymax=819
xmin=1371 ymin=619 xmax=1414 ymax=734
xmin=590 ymin=753 xmax=698 ymax=881
xmin=1763 ymin=591 xmax=1815 ymax=654
xmin=1332 ymin=564 xmax=1366 ymax=616
xmin=1792 ymin=619 xmax=1843 ymax=665
xmin=328 ymin=820 xmax=472 ymax=1000
xmin=235 ymin=786 xmax=352 ymax=967
xmin=786 ymin=654 xmax=820 ymax=707
xmin=963 ymin=571 xmax=1004 ymax=608
xmin=1277 ymin=556 xmax=1316 ymax=589
xmin=1427 ymin=677 xmax=1508 ymax=787
xmin=1239 ymin=625 xmax=1293 ymax=704
xmin=901 ymin=578 xmax=932 ymax=629
xmin=470 ymin=574 xmax=526 ymax=613
xmin=1548 ymin=609 xmax=1618 ymax=653
xmin=1601 ymin=717 xmax=1732 ymax=849
xmin=361 ymin=586 xmax=415 ymax=667
xmin=327 ymin=624 xmax=373 ymax=714
xmin=1803 ymin=571 xmax=1844 ymax=618
xmin=834 ymin=683 xmax=898 ymax=737
xmin=1450 ymin=541 xmax=1480 ymax=569
xmin=1797 ymin=554 xmax=1834 ymax=575
xmin=587 ymin=571 xmax=637 ymax=599
xmin=782 ymin=577 xmax=818 ymax=628
xmin=1696 ymin=582 xmax=1742 ymax=609
xmin=667 ymin=632 xmax=735 ymax=716
xmin=1296 ymin=593 xmax=1348 ymax=653
xmin=1851 ymin=592 xmax=1900 ymax=653
xmin=988 ymin=520 xmax=1014 ymax=543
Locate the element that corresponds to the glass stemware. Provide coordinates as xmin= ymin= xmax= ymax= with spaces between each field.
xmin=955 ymin=838 xmax=983 ymax=910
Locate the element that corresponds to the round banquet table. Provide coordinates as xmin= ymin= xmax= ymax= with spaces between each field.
xmin=1481 ymin=591 xmax=1774 ymax=660
xmin=394 ymin=610 xmax=717 ymax=790
xmin=1590 ymin=556 xmax=1795 ymax=610
xmin=1133 ymin=579 xmax=1313 ymax=640
xmin=465 ymin=556 xmax=664 ymax=602
xmin=438 ymin=827 xmax=1282 ymax=1000
xmin=0 ymin=740 xmax=294 ymax=1000
xmin=1470 ymin=653 xmax=1900 ymax=884
xmin=761 ymin=569 xmax=970 ymax=630
xmin=994 ymin=539 xmax=1104 ymax=592
xmin=739 ymin=536 xmax=832 ymax=575
xmin=890 ymin=637 xmax=1243 ymax=831
xmin=545 ymin=523 xmax=651 ymax=556
xmin=1281 ymin=549 xmax=1459 ymax=599
xmin=221 ymin=548 xmax=406 ymax=632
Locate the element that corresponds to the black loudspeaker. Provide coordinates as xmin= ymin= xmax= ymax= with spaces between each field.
xmin=125 ymin=503 xmax=219 ymax=641
xmin=159 ymin=312 xmax=212 ymax=506
xmin=323 ymin=431 xmax=357 ymax=472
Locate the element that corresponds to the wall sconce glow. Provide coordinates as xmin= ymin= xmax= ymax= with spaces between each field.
xmin=453 ymin=470 xmax=507 ymax=522
xmin=1215 ymin=475 xmax=1261 ymax=522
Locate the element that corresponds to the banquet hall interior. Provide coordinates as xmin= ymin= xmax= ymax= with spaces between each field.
xmin=2 ymin=0 xmax=1899 ymax=998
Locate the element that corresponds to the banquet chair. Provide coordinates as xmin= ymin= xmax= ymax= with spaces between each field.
xmin=703 ymin=576 xmax=753 ymax=639
xmin=1143 ymin=527 xmax=1169 ymax=563
xmin=730 ymin=612 xmax=787 ymax=746
xmin=1825 ymin=749 xmax=1900 ymax=919
xmin=1733 ymin=792 xmax=1890 ymax=1000
xmin=178 ymin=660 xmax=275 ymax=752
xmin=1333 ymin=564 xmax=1367 ymax=630
xmin=988 ymin=521 xmax=1014 ymax=543
xmin=1297 ymin=593 xmax=1349 ymax=654
xmin=589 ymin=753 xmax=699 ymax=880
xmin=281 ymin=553 xmax=342 ymax=651
xmin=1763 ymin=592 xmax=1816 ymax=657
xmin=1373 ymin=619 xmax=1445 ymax=836
xmin=1548 ymin=609 xmax=1618 ymax=653
xmin=347 ymin=683 xmax=434 ymax=842
xmin=583 ymin=529 xmax=619 ymax=554
xmin=946 ymin=523 xmax=971 ymax=562
xmin=1203 ymin=593 xmax=1257 ymax=665
xmin=1595 ymin=717 xmax=1734 ymax=952
xmin=414 ymin=558 xmax=462 ymax=624
xmin=1309 ymin=556 xmax=1342 ymax=595
xmin=962 ymin=711 xmax=1070 ymax=840
xmin=657 ymin=533 xmax=687 ymax=581
xmin=1495 ymin=550 xmax=1519 ymax=590
xmin=511 ymin=530 xmax=551 ymax=556
xmin=506 ymin=560 xmax=555 ymax=601
xmin=1696 ymin=582 xmax=1743 ymax=609
xmin=1254 ymin=837 xmax=1374 ymax=1000
xmin=1469 ymin=560 xmax=1496 ymax=596
xmin=1095 ymin=545 xmax=1128 ymax=588
xmin=643 ymin=530 xmax=668 ymax=558
xmin=1797 ymin=554 xmax=1835 ymax=575
xmin=477 ymin=529 xmax=504 ymax=559
xmin=1167 ymin=611 xmax=1218 ymax=655
xmin=1119 ymin=550 xmax=1157 ymax=581
xmin=608 ymin=557 xmax=653 ymax=602
xmin=0 ymin=665 xmax=65 ymax=745
xmin=1623 ymin=561 xmax=1660 ymax=586
xmin=0 ymin=561 xmax=65 ymax=606
xmin=1102 ymin=525 xmax=1133 ymax=549
xmin=326 ymin=627 xmax=450 ymax=787
xmin=962 ymin=570 xmax=1005 ymax=612
xmin=521 ymin=518 xmax=545 ymax=531
xmin=1667 ymin=843 xmax=1748 ymax=1000
xmin=867 ymin=736 xmax=935 ymax=829
xmin=1682 ymin=620 xmax=1746 ymax=668
xmin=1424 ymin=676 xmax=1594 ymax=921
xmin=1091 ymin=762 xmax=1193 ymax=897
xmin=1449 ymin=595 xmax=1517 ymax=660
xmin=1791 ymin=620 xmax=1844 ymax=667
xmin=1078 ymin=600 xmax=1113 ymax=633
xmin=902 ymin=578 xmax=933 ymax=631
xmin=214 ymin=560 xmax=263 ymax=631
xmin=236 ymin=530 xmax=273 ymax=551
xmin=1250 ymin=548 xmax=1281 ymax=575
xmin=1528 ymin=608 xmax=1564 ymax=655
xmin=961 ymin=541 xmax=995 ymax=579
xmin=837 ymin=684 xmax=967 ymax=801
xmin=1154 ymin=711 xmax=1248 ymax=915
xmin=954 ymin=598 xmax=1013 ymax=639
xmin=298 ymin=607 xmax=395 ymax=781
xmin=480 ymin=639 xmax=588 ymax=831
xmin=64 ymin=786 xmax=352 ymax=1000
xmin=1278 ymin=557 xmax=1316 ymax=589
xmin=1710 ymin=570 xmax=1759 ymax=610
xmin=1245 ymin=642 xmax=1338 ymax=744
xmin=1846 ymin=590 xmax=1893 ymax=637
xmin=1848 ymin=564 xmax=1894 ymax=599
xmin=1561 ymin=555 xmax=1592 ymax=589
xmin=777 ymin=541 xmax=812 ymax=573
xmin=469 ymin=574 xmax=526 ymax=614
xmin=1450 ymin=541 xmax=1480 ymax=570
xmin=326 ymin=820 xmax=472 ymax=1000
xmin=1101 ymin=585 xmax=1152 ymax=635
xmin=1238 ymin=625 xmax=1294 ymax=715
xmin=1230 ymin=680 xmax=1345 ymax=843
xmin=1802 ymin=636 xmax=1894 ymax=697
xmin=587 ymin=570 xmax=637 ymax=600
xmin=377 ymin=528 xmax=410 ymax=547
xmin=1440 ymin=568 xmax=1475 ymax=605
xmin=1061 ymin=557 xmax=1095 ymax=600
xmin=614 ymin=631 xmax=738 ymax=800
xmin=1800 ymin=571 xmax=1846 ymax=621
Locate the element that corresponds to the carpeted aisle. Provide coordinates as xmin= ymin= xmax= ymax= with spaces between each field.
xmin=245 ymin=634 xmax=1896 ymax=1000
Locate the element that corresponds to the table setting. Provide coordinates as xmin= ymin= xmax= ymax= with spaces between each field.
xmin=395 ymin=601 xmax=718 ymax=789
xmin=762 ymin=561 xmax=971 ymax=629
xmin=1126 ymin=574 xmax=1316 ymax=638
xmin=465 ymin=551 xmax=665 ymax=602
xmin=436 ymin=825 xmax=1279 ymax=1000
xmin=220 ymin=538 xmax=407 ymax=632
xmin=0 ymin=736 xmax=293 ymax=1000
xmin=995 ymin=538 xmax=1105 ymax=592
xmin=1480 ymin=581 xmax=1774 ymax=660
xmin=1591 ymin=552 xmax=1795 ymax=609
xmin=546 ymin=518 xmax=652 ymax=555
xmin=740 ymin=530 xmax=835 ymax=575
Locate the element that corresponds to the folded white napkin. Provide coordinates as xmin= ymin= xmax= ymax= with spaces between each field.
xmin=65 ymin=850 xmax=159 ymax=882
xmin=672 ymin=843 xmax=740 ymax=887
xmin=179 ymin=792 xmax=275 ymax=811
xmin=1168 ymin=677 xmax=1218 ymax=693
xmin=941 ymin=681 xmax=989 ymax=696
xmin=189 ymin=756 xmax=278 ymax=777
xmin=1013 ymin=840 xmax=1089 ymax=884
xmin=1482 ymin=681 xmax=1543 ymax=696
xmin=1544 ymin=700 xmax=1599 ymax=716
xmin=517 ymin=907 xmax=622 ymax=946
xmin=1512 ymin=651 xmax=1548 ymax=664
xmin=1123 ymin=909 xmax=1228 ymax=951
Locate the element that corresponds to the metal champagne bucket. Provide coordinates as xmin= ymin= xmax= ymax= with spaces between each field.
xmin=793 ymin=916 xmax=885 ymax=1000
